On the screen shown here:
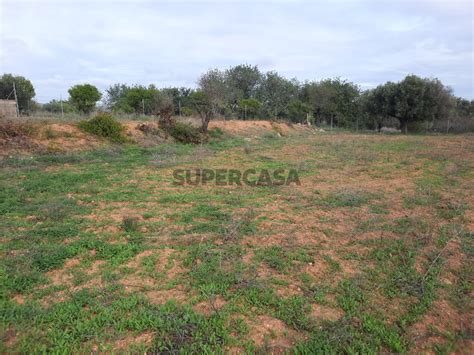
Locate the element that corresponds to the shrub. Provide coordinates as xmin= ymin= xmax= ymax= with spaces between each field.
xmin=166 ymin=121 xmax=203 ymax=144
xmin=0 ymin=119 xmax=36 ymax=138
xmin=78 ymin=113 xmax=125 ymax=142
xmin=181 ymin=107 xmax=193 ymax=116
xmin=137 ymin=122 xmax=161 ymax=135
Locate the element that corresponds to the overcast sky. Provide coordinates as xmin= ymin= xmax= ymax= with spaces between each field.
xmin=1 ymin=0 xmax=472 ymax=102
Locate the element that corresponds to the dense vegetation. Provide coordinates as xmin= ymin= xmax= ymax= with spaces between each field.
xmin=1 ymin=65 xmax=473 ymax=133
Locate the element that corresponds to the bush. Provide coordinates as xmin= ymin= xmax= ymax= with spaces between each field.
xmin=0 ymin=119 xmax=36 ymax=138
xmin=166 ymin=121 xmax=203 ymax=144
xmin=181 ymin=107 xmax=194 ymax=116
xmin=78 ymin=113 xmax=125 ymax=142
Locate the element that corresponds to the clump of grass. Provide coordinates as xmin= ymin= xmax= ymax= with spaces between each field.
xmin=78 ymin=113 xmax=126 ymax=142
xmin=122 ymin=216 xmax=140 ymax=232
xmin=208 ymin=127 xmax=224 ymax=139
xmin=257 ymin=246 xmax=313 ymax=273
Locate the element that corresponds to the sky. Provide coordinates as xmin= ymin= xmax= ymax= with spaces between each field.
xmin=0 ymin=0 xmax=473 ymax=103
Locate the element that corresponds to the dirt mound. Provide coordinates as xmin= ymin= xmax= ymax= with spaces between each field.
xmin=0 ymin=118 xmax=305 ymax=158
xmin=0 ymin=120 xmax=104 ymax=157
xmin=209 ymin=119 xmax=300 ymax=135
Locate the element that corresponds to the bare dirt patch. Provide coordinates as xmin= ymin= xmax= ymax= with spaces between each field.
xmin=112 ymin=331 xmax=154 ymax=351
xmin=247 ymin=315 xmax=301 ymax=351
xmin=310 ymin=303 xmax=344 ymax=322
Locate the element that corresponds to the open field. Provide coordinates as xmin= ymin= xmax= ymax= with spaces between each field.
xmin=0 ymin=121 xmax=473 ymax=353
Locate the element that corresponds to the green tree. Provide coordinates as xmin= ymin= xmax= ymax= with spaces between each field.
xmin=190 ymin=91 xmax=214 ymax=133
xmin=225 ymin=64 xmax=262 ymax=115
xmin=305 ymin=78 xmax=359 ymax=128
xmin=287 ymin=99 xmax=311 ymax=123
xmin=0 ymin=74 xmax=36 ymax=113
xmin=150 ymin=90 xmax=174 ymax=127
xmin=366 ymin=75 xmax=453 ymax=133
xmin=161 ymin=87 xmax=194 ymax=116
xmin=238 ymin=98 xmax=261 ymax=119
xmin=68 ymin=84 xmax=102 ymax=114
xmin=105 ymin=83 xmax=130 ymax=111
xmin=42 ymin=99 xmax=76 ymax=114
xmin=257 ymin=72 xmax=298 ymax=119
xmin=195 ymin=69 xmax=226 ymax=132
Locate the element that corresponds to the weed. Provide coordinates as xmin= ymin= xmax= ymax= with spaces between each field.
xmin=257 ymin=246 xmax=312 ymax=273
xmin=122 ymin=216 xmax=140 ymax=233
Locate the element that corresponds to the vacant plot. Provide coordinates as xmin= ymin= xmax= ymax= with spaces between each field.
xmin=0 ymin=122 xmax=472 ymax=353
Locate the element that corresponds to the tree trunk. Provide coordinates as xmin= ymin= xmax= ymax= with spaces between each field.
xmin=200 ymin=115 xmax=211 ymax=133
xmin=400 ymin=119 xmax=408 ymax=134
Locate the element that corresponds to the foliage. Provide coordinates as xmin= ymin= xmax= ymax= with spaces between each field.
xmin=87 ymin=65 xmax=470 ymax=132
xmin=257 ymin=71 xmax=299 ymax=119
xmin=304 ymin=78 xmax=360 ymax=127
xmin=190 ymin=91 xmax=212 ymax=133
xmin=365 ymin=75 xmax=453 ymax=133
xmin=287 ymin=99 xmax=311 ymax=123
xmin=0 ymin=74 xmax=36 ymax=113
xmin=161 ymin=87 xmax=195 ymax=116
xmin=238 ymin=98 xmax=261 ymax=119
xmin=42 ymin=99 xmax=76 ymax=114
xmin=225 ymin=64 xmax=261 ymax=99
xmin=78 ymin=112 xmax=125 ymax=142
xmin=68 ymin=84 xmax=102 ymax=114
xmin=165 ymin=121 xmax=203 ymax=144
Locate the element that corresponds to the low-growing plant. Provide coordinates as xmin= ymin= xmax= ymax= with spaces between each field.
xmin=78 ymin=113 xmax=126 ymax=142
xmin=136 ymin=122 xmax=161 ymax=136
xmin=165 ymin=121 xmax=204 ymax=144
xmin=122 ymin=216 xmax=140 ymax=232
xmin=208 ymin=127 xmax=224 ymax=139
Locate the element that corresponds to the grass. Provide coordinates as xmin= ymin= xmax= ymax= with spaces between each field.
xmin=0 ymin=126 xmax=472 ymax=352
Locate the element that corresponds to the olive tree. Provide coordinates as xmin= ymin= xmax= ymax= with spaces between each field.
xmin=366 ymin=75 xmax=453 ymax=133
xmin=194 ymin=69 xmax=226 ymax=132
xmin=150 ymin=90 xmax=174 ymax=128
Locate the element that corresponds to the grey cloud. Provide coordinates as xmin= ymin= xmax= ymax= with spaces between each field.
xmin=1 ymin=0 xmax=472 ymax=101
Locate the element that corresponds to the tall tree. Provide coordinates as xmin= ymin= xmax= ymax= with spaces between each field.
xmin=0 ymin=74 xmax=36 ymax=113
xmin=257 ymin=72 xmax=298 ymax=119
xmin=366 ymin=75 xmax=453 ymax=133
xmin=225 ymin=64 xmax=262 ymax=103
xmin=195 ymin=69 xmax=226 ymax=132
xmin=68 ymin=84 xmax=102 ymax=114
xmin=305 ymin=78 xmax=359 ymax=128
xmin=105 ymin=83 xmax=130 ymax=111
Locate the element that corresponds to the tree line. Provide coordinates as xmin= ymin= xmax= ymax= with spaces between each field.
xmin=1 ymin=66 xmax=473 ymax=133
